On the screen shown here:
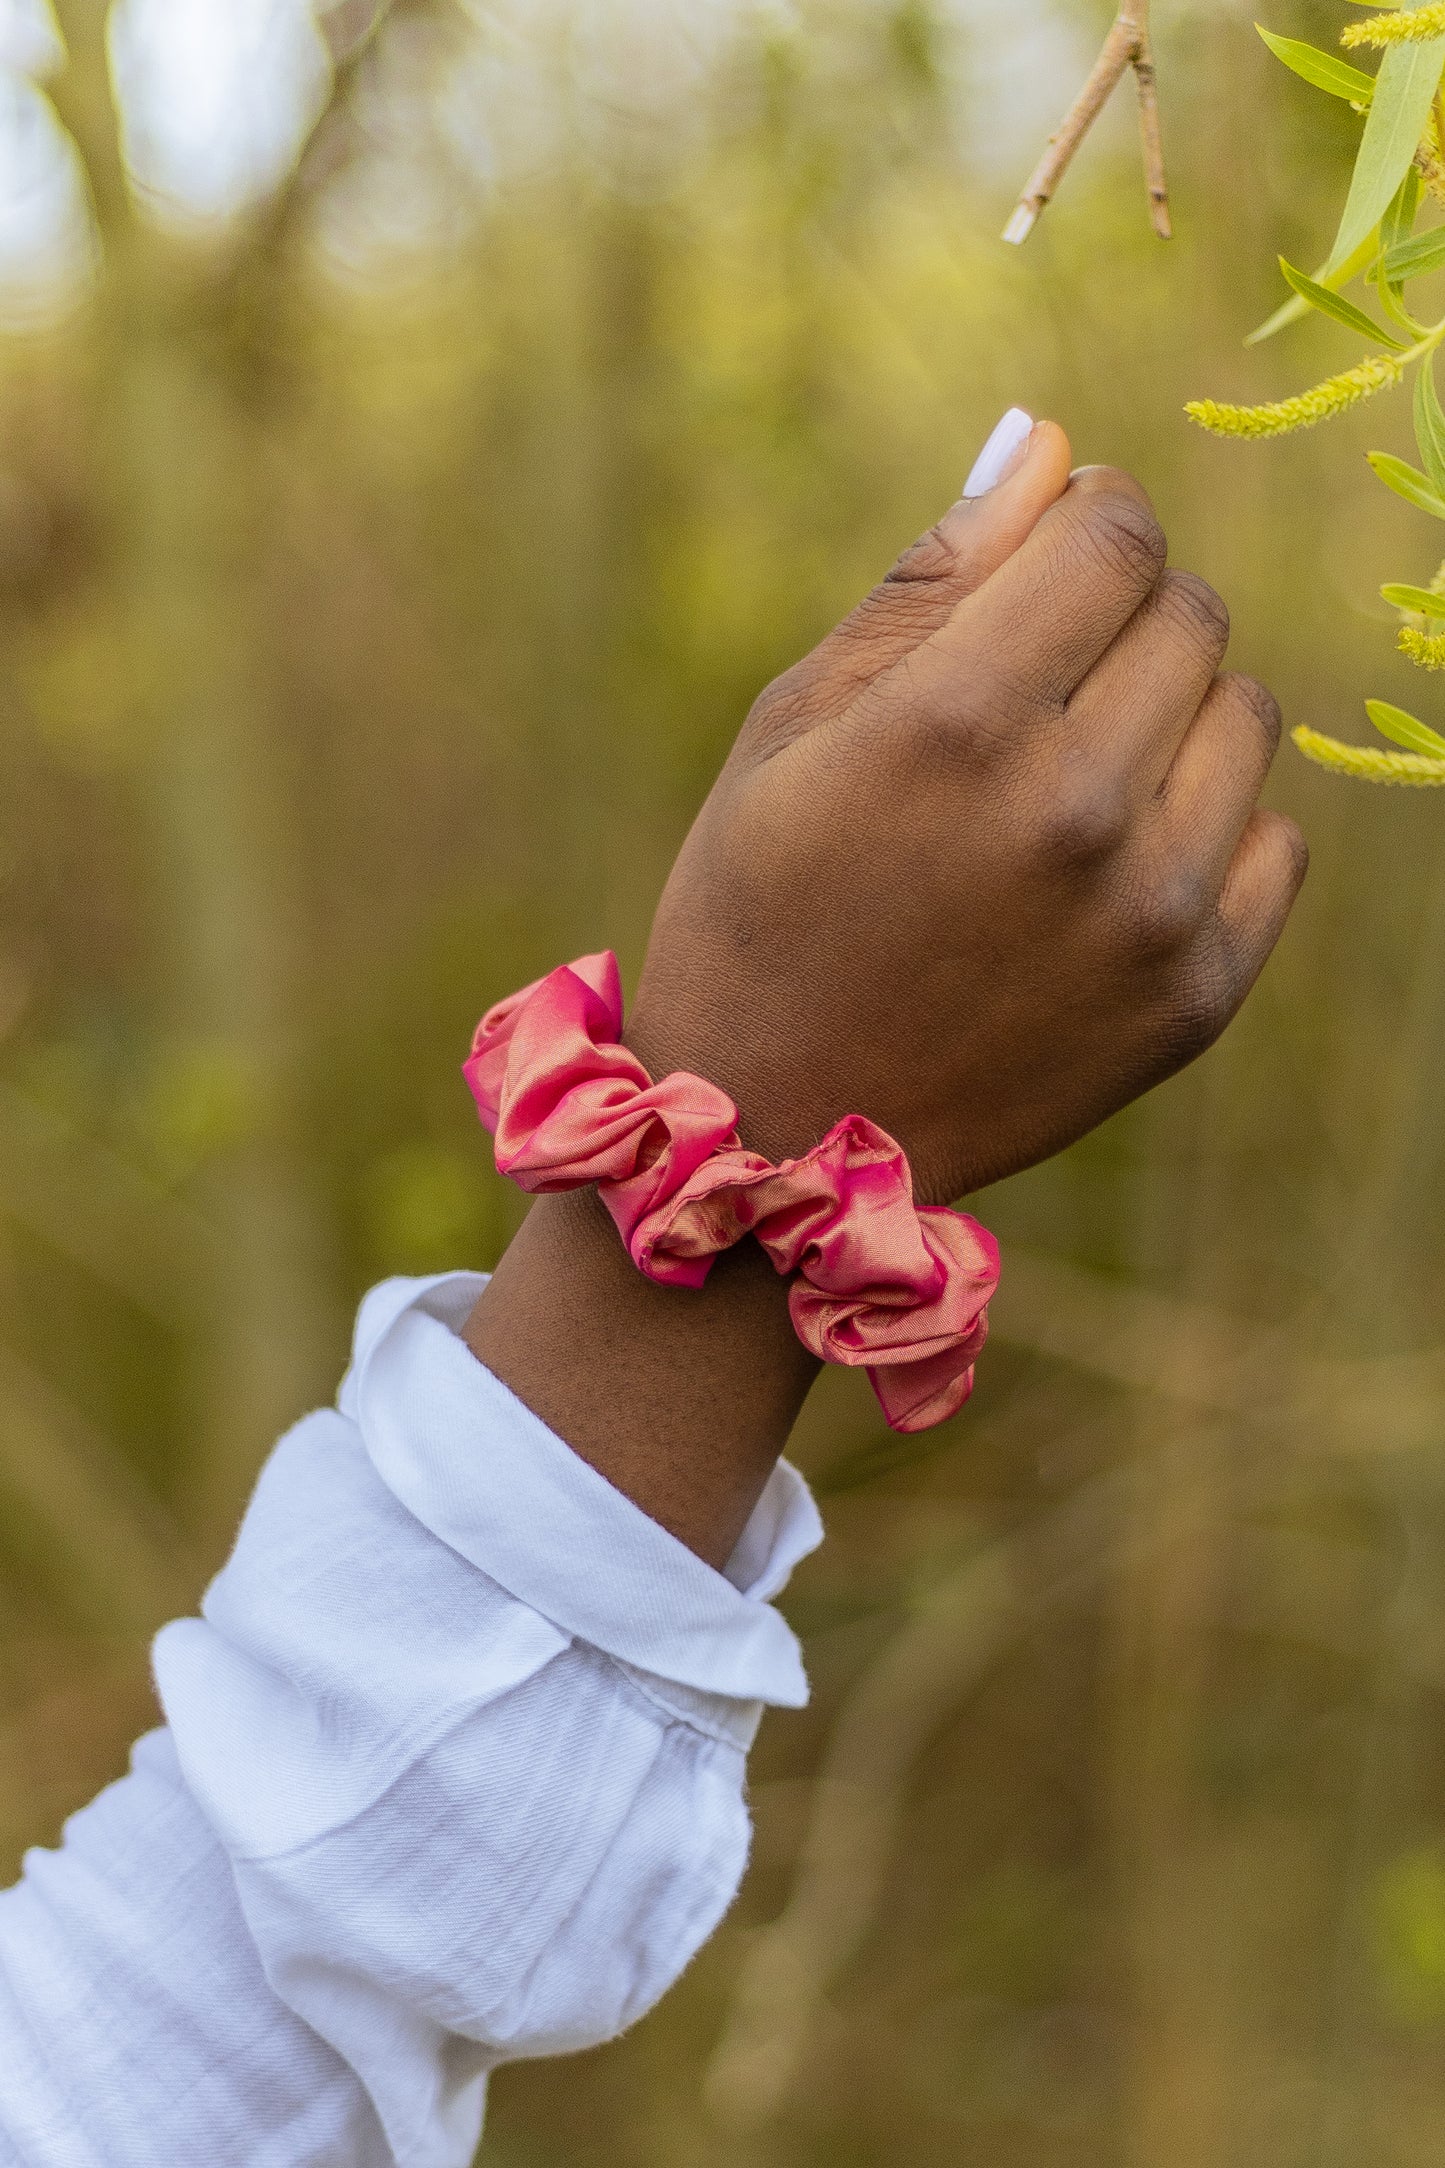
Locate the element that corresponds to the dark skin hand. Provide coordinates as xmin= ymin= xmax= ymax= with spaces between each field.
xmin=467 ymin=421 xmax=1307 ymax=1568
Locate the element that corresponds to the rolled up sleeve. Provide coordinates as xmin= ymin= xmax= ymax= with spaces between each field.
xmin=0 ymin=1272 xmax=821 ymax=2168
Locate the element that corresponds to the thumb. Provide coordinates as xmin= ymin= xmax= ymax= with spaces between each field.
xmin=938 ymin=411 xmax=1074 ymax=577
xmin=753 ymin=414 xmax=1073 ymax=749
xmin=876 ymin=411 xmax=1073 ymax=618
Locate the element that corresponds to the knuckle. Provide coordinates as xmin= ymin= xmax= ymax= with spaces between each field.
xmin=883 ymin=524 xmax=956 ymax=591
xmin=742 ymin=668 xmax=812 ymax=754
xmin=830 ymin=531 xmax=961 ymax=655
xmin=845 ymin=584 xmax=935 ymax=652
xmin=1161 ymin=954 xmax=1237 ymax=1065
xmin=1039 ymin=768 xmax=1131 ymax=865
xmin=1076 ymin=490 xmax=1167 ymax=592
xmin=1157 ymin=570 xmax=1230 ymax=656
xmin=1219 ymin=672 xmax=1283 ymax=757
xmin=1073 ymin=462 xmax=1148 ymax=495
xmin=957 ymin=683 xmax=1038 ymax=762
xmin=1130 ymin=865 xmax=1211 ymax=958
xmin=1247 ymin=806 xmax=1310 ymax=900
xmin=898 ymin=669 xmax=1022 ymax=773
xmin=1270 ymin=809 xmax=1310 ymax=889
xmin=748 ymin=670 xmax=802 ymax=730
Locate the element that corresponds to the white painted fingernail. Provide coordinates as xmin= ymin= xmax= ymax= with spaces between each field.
xmin=962 ymin=407 xmax=1034 ymax=498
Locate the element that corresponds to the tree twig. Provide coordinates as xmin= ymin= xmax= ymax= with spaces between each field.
xmin=1132 ymin=15 xmax=1171 ymax=238
xmin=1004 ymin=1 xmax=1171 ymax=246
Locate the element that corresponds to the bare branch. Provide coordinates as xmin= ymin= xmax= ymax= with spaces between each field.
xmin=47 ymin=0 xmax=132 ymax=243
xmin=244 ymin=0 xmax=434 ymax=265
xmin=1004 ymin=1 xmax=1171 ymax=246
xmin=1133 ymin=20 xmax=1172 ymax=239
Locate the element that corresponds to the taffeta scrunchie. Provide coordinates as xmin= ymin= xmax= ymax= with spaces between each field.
xmin=463 ymin=953 xmax=1001 ymax=1434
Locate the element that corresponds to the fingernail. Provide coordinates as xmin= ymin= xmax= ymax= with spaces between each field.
xmin=962 ymin=407 xmax=1035 ymax=498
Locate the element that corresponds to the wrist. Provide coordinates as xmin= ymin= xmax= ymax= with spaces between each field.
xmin=624 ymin=988 xmax=825 ymax=1171
xmin=465 ymin=1187 xmax=817 ymax=1569
xmin=465 ymin=945 xmax=995 ymax=1494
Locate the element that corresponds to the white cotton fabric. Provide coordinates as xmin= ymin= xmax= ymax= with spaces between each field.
xmin=0 ymin=1272 xmax=822 ymax=2167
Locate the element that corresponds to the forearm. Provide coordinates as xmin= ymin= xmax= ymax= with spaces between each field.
xmin=465 ymin=1188 xmax=818 ymax=1571
xmin=0 ymin=1275 xmax=818 ymax=2166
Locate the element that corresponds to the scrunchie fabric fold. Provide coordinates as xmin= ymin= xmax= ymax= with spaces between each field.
xmin=463 ymin=954 xmax=1000 ymax=1434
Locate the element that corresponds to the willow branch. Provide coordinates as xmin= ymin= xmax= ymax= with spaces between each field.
xmin=1004 ymin=0 xmax=1171 ymax=245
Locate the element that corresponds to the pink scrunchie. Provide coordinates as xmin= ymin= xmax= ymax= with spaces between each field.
xmin=463 ymin=953 xmax=1000 ymax=1434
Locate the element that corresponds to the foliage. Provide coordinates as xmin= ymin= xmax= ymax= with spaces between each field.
xmin=1191 ymin=5 xmax=1445 ymax=782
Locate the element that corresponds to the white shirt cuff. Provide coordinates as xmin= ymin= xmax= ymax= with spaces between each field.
xmin=337 ymin=1272 xmax=822 ymax=1710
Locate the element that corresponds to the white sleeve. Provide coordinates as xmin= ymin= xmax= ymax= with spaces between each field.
xmin=0 ymin=1272 xmax=822 ymax=2168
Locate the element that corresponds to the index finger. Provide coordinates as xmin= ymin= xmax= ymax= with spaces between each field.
xmin=915 ymin=465 xmax=1168 ymax=717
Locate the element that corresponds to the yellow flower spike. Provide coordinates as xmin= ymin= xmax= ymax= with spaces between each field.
xmin=1400 ymin=626 xmax=1445 ymax=667
xmin=1293 ymin=724 xmax=1445 ymax=783
xmin=1342 ymin=4 xmax=1445 ymax=46
xmin=1186 ymin=355 xmax=1404 ymax=439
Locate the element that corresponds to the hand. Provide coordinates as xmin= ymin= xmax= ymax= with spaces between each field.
xmin=627 ymin=418 xmax=1307 ymax=1207
xmin=470 ymin=415 xmax=1308 ymax=1566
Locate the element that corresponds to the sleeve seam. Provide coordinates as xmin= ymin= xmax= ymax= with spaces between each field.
xmin=597 ymin=1651 xmax=753 ymax=1749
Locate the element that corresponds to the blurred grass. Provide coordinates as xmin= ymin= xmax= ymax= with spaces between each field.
xmin=7 ymin=1 xmax=1445 ymax=2163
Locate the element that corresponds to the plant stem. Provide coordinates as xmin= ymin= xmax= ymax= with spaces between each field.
xmin=1004 ymin=1 xmax=1171 ymax=245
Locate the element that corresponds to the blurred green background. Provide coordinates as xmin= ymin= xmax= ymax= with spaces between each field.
xmin=8 ymin=0 xmax=1445 ymax=2162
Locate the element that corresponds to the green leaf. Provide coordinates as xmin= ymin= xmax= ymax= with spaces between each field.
xmin=1368 ymin=698 xmax=1445 ymax=754
xmin=1375 ymin=256 xmax=1427 ymax=333
xmin=1369 ymin=449 xmax=1445 ymax=515
xmin=1384 ymin=164 xmax=1423 ymax=250
xmin=1324 ymin=35 xmax=1445 ymax=279
xmin=1248 ymin=232 xmax=1381 ymax=345
xmin=1256 ymin=26 xmax=1377 ymax=103
xmin=1278 ymin=255 xmax=1406 ymax=342
xmin=1416 ymin=355 xmax=1445 ymax=494
xmin=1374 ymin=170 xmax=1424 ymax=331
xmin=1382 ymin=579 xmax=1445 ymax=613
xmin=1382 ymin=224 xmax=1445 ymax=278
